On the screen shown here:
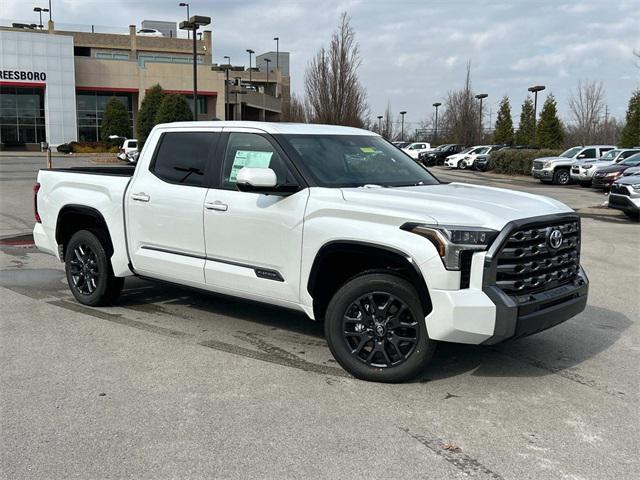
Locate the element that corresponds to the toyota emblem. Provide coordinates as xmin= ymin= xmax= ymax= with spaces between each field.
xmin=548 ymin=229 xmax=563 ymax=249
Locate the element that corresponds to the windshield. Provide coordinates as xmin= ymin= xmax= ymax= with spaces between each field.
xmin=560 ymin=147 xmax=582 ymax=158
xmin=621 ymin=154 xmax=640 ymax=166
xmin=477 ymin=147 xmax=490 ymax=154
xmin=432 ymin=144 xmax=450 ymax=152
xmin=600 ymin=150 xmax=619 ymax=160
xmin=282 ymin=135 xmax=439 ymax=188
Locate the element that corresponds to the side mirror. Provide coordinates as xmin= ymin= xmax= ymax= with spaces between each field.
xmin=577 ymin=154 xmax=586 ymax=159
xmin=236 ymin=167 xmax=299 ymax=196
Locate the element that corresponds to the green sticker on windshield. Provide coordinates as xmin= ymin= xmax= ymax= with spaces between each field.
xmin=229 ymin=150 xmax=273 ymax=182
xmin=360 ymin=147 xmax=376 ymax=153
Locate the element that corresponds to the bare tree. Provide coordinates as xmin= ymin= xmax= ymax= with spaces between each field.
xmin=634 ymin=49 xmax=640 ymax=69
xmin=282 ymin=93 xmax=307 ymax=122
xmin=567 ymin=80 xmax=606 ymax=144
xmin=304 ymin=13 xmax=368 ymax=127
xmin=379 ymin=102 xmax=396 ymax=140
xmin=440 ymin=61 xmax=480 ymax=145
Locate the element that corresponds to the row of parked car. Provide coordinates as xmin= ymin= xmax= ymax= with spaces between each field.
xmin=392 ymin=141 xmax=640 ymax=220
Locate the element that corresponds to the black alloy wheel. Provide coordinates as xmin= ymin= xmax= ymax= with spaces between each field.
xmin=68 ymin=242 xmax=100 ymax=295
xmin=343 ymin=292 xmax=419 ymax=368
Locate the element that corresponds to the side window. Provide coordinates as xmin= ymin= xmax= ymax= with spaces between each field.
xmin=621 ymin=150 xmax=639 ymax=159
xmin=580 ymin=148 xmax=596 ymax=159
xmin=151 ymin=132 xmax=215 ymax=187
xmin=221 ymin=132 xmax=291 ymax=188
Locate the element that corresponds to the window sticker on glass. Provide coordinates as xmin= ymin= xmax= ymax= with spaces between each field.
xmin=360 ymin=147 xmax=377 ymax=153
xmin=229 ymin=150 xmax=273 ymax=181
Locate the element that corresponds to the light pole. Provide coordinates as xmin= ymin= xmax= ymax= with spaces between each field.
xmin=400 ymin=111 xmax=407 ymax=141
xmin=377 ymin=115 xmax=383 ymax=135
xmin=475 ymin=93 xmax=488 ymax=142
xmin=180 ymin=15 xmax=211 ymax=120
xmin=246 ymin=49 xmax=255 ymax=88
xmin=528 ymin=85 xmax=546 ymax=126
xmin=223 ymin=56 xmax=231 ymax=120
xmin=33 ymin=7 xmax=49 ymax=29
xmin=263 ymin=58 xmax=271 ymax=94
xmin=433 ymin=102 xmax=441 ymax=144
xmin=48 ymin=0 xmax=52 ymax=21
xmin=179 ymin=3 xmax=190 ymax=38
xmin=273 ymin=37 xmax=280 ymax=71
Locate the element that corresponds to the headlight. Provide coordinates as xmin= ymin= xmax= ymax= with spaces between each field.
xmin=402 ymin=224 xmax=499 ymax=270
xmin=583 ymin=164 xmax=592 ymax=170
xmin=606 ymin=171 xmax=621 ymax=177
xmin=631 ymin=183 xmax=640 ymax=191
xmin=464 ymin=156 xmax=471 ymax=160
xmin=543 ymin=161 xmax=552 ymax=168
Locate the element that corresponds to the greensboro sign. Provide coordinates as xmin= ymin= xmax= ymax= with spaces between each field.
xmin=0 ymin=69 xmax=47 ymax=82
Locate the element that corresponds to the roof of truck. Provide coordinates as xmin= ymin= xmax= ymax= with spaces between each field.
xmin=154 ymin=121 xmax=378 ymax=136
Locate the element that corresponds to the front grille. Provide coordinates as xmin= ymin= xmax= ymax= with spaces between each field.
xmin=571 ymin=168 xmax=579 ymax=173
xmin=609 ymin=195 xmax=630 ymax=207
xmin=495 ymin=219 xmax=580 ymax=296
xmin=533 ymin=161 xmax=543 ymax=170
xmin=610 ymin=184 xmax=630 ymax=196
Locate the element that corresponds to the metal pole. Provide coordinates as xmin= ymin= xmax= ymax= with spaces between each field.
xmin=478 ymin=97 xmax=483 ymax=142
xmin=533 ymin=91 xmax=538 ymax=127
xmin=225 ymin=67 xmax=229 ymax=120
xmin=275 ymin=37 xmax=279 ymax=70
xmin=46 ymin=147 xmax=52 ymax=169
xmin=48 ymin=0 xmax=52 ymax=20
xmin=187 ymin=4 xmax=190 ymax=39
xmin=193 ymin=23 xmax=197 ymax=119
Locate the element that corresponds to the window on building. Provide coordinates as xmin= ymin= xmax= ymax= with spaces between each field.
xmin=184 ymin=95 xmax=208 ymax=115
xmin=151 ymin=132 xmax=217 ymax=187
xmin=0 ymin=87 xmax=46 ymax=146
xmin=76 ymin=91 xmax=134 ymax=142
xmin=74 ymin=46 xmax=91 ymax=57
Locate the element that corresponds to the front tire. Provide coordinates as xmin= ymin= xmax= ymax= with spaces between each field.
xmin=65 ymin=229 xmax=124 ymax=306
xmin=324 ymin=273 xmax=436 ymax=383
xmin=553 ymin=168 xmax=571 ymax=185
xmin=458 ymin=160 xmax=467 ymax=170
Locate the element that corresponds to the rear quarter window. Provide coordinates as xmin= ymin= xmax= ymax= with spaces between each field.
xmin=150 ymin=131 xmax=217 ymax=187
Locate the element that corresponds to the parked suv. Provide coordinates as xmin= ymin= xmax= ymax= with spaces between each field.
xmin=531 ymin=145 xmax=615 ymax=185
xmin=592 ymin=153 xmax=640 ymax=189
xmin=33 ymin=121 xmax=588 ymax=383
xmin=445 ymin=145 xmax=502 ymax=169
xmin=419 ymin=144 xmax=465 ymax=166
xmin=608 ymin=173 xmax=640 ymax=219
xmin=571 ymin=148 xmax=640 ymax=187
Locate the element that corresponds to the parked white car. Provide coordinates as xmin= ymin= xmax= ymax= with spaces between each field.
xmin=402 ymin=142 xmax=431 ymax=159
xmin=117 ymin=139 xmax=139 ymax=162
xmin=137 ymin=28 xmax=163 ymax=37
xmin=33 ymin=121 xmax=588 ymax=382
xmin=444 ymin=146 xmax=490 ymax=169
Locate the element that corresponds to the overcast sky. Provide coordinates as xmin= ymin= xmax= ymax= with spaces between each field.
xmin=2 ymin=0 xmax=639 ymax=129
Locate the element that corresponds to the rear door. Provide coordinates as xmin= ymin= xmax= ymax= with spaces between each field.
xmin=126 ymin=127 xmax=221 ymax=285
xmin=202 ymin=128 xmax=309 ymax=302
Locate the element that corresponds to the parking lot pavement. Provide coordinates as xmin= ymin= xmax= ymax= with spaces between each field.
xmin=1 ymin=158 xmax=638 ymax=479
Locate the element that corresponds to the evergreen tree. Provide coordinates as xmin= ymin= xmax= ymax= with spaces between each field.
xmin=619 ymin=89 xmax=640 ymax=148
xmin=515 ymin=97 xmax=536 ymax=145
xmin=493 ymin=96 xmax=514 ymax=145
xmin=536 ymin=94 xmax=564 ymax=148
xmin=154 ymin=94 xmax=193 ymax=125
xmin=100 ymin=97 xmax=131 ymax=142
xmin=136 ymin=84 xmax=164 ymax=145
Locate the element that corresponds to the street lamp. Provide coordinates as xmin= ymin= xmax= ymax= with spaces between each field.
xmin=400 ymin=111 xmax=407 ymax=141
xmin=263 ymin=58 xmax=271 ymax=94
xmin=48 ymin=0 xmax=52 ymax=21
xmin=246 ymin=49 xmax=255 ymax=88
xmin=179 ymin=3 xmax=190 ymax=38
xmin=475 ymin=93 xmax=488 ymax=142
xmin=33 ymin=7 xmax=49 ymax=29
xmin=528 ymin=85 xmax=546 ymax=125
xmin=273 ymin=37 xmax=280 ymax=71
xmin=377 ymin=115 xmax=383 ymax=134
xmin=433 ymin=102 xmax=441 ymax=144
xmin=222 ymin=56 xmax=231 ymax=120
xmin=179 ymin=15 xmax=211 ymax=120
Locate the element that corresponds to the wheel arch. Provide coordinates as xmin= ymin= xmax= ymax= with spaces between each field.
xmin=307 ymin=240 xmax=432 ymax=321
xmin=56 ymin=205 xmax=114 ymax=259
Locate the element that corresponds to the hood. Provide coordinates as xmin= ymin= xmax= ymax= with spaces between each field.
xmin=622 ymin=167 xmax=640 ymax=176
xmin=340 ymin=183 xmax=572 ymax=231
xmin=535 ymin=156 xmax=566 ymax=162
xmin=615 ymin=173 xmax=640 ymax=185
xmin=596 ymin=164 xmax=627 ymax=174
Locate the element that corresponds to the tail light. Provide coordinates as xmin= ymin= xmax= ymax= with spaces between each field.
xmin=33 ymin=183 xmax=41 ymax=223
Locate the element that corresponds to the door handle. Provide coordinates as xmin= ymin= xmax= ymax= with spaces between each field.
xmin=204 ymin=201 xmax=228 ymax=211
xmin=131 ymin=192 xmax=150 ymax=202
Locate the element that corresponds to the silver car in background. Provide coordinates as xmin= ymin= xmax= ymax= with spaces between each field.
xmin=571 ymin=148 xmax=640 ymax=187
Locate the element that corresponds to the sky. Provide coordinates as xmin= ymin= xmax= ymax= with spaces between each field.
xmin=2 ymin=0 xmax=639 ymax=130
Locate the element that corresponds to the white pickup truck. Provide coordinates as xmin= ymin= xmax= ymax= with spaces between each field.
xmin=34 ymin=122 xmax=589 ymax=382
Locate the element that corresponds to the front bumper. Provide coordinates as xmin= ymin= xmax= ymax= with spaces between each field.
xmin=570 ymin=168 xmax=594 ymax=181
xmin=608 ymin=193 xmax=640 ymax=214
xmin=531 ymin=168 xmax=553 ymax=180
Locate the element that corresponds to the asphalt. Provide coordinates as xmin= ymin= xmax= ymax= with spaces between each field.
xmin=1 ymin=156 xmax=638 ymax=479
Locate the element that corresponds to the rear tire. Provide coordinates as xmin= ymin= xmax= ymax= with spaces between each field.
xmin=324 ymin=273 xmax=436 ymax=383
xmin=553 ymin=169 xmax=571 ymax=185
xmin=64 ymin=229 xmax=124 ymax=306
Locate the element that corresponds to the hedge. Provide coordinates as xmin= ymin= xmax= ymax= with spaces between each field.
xmin=489 ymin=149 xmax=563 ymax=175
